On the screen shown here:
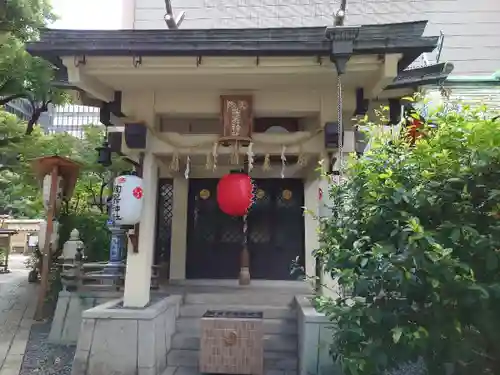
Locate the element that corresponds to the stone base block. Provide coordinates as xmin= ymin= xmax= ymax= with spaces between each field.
xmin=296 ymin=296 xmax=341 ymax=375
xmin=49 ymin=290 xmax=121 ymax=344
xmin=71 ymin=295 xmax=182 ymax=375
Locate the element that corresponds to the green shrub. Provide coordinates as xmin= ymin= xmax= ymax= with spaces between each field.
xmin=317 ymin=104 xmax=500 ymax=374
xmin=57 ymin=211 xmax=110 ymax=262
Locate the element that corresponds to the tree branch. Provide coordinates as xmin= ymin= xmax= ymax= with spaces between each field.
xmin=98 ymin=182 xmax=107 ymax=213
xmin=25 ymin=100 xmax=51 ymax=135
xmin=0 ymin=93 xmax=26 ymax=106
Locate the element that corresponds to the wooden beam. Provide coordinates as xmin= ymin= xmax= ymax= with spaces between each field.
xmin=369 ymin=54 xmax=401 ymax=99
xmin=63 ymin=61 xmax=115 ymax=102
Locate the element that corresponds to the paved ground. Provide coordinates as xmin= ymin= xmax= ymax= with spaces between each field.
xmin=0 ymin=254 xmax=37 ymax=375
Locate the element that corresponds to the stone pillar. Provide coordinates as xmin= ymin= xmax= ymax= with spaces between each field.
xmin=169 ymin=176 xmax=188 ymax=280
xmin=123 ymin=152 xmax=158 ymax=308
xmin=303 ymin=163 xmax=321 ymax=280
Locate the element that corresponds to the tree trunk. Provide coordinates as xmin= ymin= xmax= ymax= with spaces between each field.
xmin=25 ymin=101 xmax=51 ymax=135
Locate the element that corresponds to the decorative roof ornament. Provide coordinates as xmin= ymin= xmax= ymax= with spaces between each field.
xmin=333 ymin=0 xmax=347 ymax=26
xmin=164 ymin=0 xmax=185 ymax=29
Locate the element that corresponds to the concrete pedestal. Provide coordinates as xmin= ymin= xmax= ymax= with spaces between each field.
xmin=296 ymin=296 xmax=341 ymax=375
xmin=49 ymin=290 xmax=121 ymax=344
xmin=71 ymin=294 xmax=182 ymax=375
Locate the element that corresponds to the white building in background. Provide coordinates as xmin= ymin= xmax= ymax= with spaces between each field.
xmin=44 ymin=103 xmax=101 ymax=137
xmin=3 ymin=99 xmax=101 ymax=137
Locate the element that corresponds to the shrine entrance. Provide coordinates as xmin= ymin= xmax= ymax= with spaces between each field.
xmin=185 ymin=178 xmax=305 ymax=280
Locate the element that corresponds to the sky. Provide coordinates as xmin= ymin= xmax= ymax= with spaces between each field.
xmin=50 ymin=0 xmax=123 ymax=29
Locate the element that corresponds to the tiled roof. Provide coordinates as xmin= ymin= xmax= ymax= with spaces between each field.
xmin=27 ymin=21 xmax=438 ymax=67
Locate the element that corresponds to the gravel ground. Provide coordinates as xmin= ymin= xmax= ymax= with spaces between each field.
xmin=18 ymin=294 xmax=76 ymax=375
xmin=19 ymin=319 xmax=76 ymax=375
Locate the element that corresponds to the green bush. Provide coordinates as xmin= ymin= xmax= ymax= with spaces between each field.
xmin=317 ymin=104 xmax=500 ymax=374
xmin=57 ymin=211 xmax=110 ymax=262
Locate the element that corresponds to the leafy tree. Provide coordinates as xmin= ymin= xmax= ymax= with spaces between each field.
xmin=316 ymin=103 xmax=500 ymax=375
xmin=0 ymin=0 xmax=55 ymax=41
xmin=0 ymin=109 xmax=128 ymax=218
xmin=0 ymin=0 xmax=67 ymax=134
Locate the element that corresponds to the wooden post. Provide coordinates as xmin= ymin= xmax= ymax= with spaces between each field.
xmin=34 ymin=165 xmax=58 ymax=321
xmin=239 ymin=161 xmax=251 ymax=286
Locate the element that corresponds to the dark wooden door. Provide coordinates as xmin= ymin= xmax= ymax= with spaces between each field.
xmin=186 ymin=178 xmax=305 ymax=280
xmin=248 ymin=179 xmax=305 ymax=280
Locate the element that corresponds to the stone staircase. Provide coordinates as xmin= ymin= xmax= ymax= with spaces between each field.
xmin=166 ymin=290 xmax=300 ymax=374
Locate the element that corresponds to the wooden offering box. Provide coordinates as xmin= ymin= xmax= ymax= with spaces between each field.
xmin=200 ymin=310 xmax=263 ymax=375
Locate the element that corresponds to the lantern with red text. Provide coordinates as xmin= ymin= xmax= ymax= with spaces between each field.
xmin=111 ymin=175 xmax=144 ymax=225
xmin=217 ymin=173 xmax=254 ymax=216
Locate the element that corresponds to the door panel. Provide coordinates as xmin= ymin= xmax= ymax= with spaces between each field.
xmin=248 ymin=179 xmax=305 ymax=280
xmin=186 ymin=178 xmax=305 ymax=280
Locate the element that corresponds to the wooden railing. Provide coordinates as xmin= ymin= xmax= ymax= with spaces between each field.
xmin=58 ymin=255 xmax=161 ymax=292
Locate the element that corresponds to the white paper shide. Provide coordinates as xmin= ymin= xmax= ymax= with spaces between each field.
xmin=111 ymin=175 xmax=144 ymax=225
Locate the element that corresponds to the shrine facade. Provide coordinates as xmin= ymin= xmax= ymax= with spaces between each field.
xmin=27 ymin=21 xmax=453 ymax=308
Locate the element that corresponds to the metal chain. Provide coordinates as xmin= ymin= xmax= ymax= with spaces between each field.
xmin=336 ymin=74 xmax=344 ymax=184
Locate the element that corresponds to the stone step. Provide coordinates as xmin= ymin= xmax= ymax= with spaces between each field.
xmin=167 ymin=349 xmax=297 ymax=371
xmin=184 ymin=292 xmax=297 ymax=306
xmin=162 ymin=366 xmax=297 ymax=375
xmin=180 ymin=304 xmax=296 ymax=320
xmin=176 ymin=317 xmax=297 ymax=335
xmin=171 ymin=332 xmax=297 ymax=352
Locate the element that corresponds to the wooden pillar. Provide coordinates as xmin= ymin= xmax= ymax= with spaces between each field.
xmin=34 ymin=165 xmax=58 ymax=321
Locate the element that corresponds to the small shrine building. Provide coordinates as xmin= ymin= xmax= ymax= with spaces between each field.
xmin=27 ymin=21 xmax=453 ymax=307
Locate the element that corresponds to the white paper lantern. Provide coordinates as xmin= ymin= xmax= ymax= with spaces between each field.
xmin=111 ymin=175 xmax=144 ymax=226
xmin=42 ymin=174 xmax=63 ymax=211
xmin=38 ymin=220 xmax=59 ymax=249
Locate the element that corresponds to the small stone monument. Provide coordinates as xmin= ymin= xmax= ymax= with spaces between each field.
xmin=62 ymin=229 xmax=83 ymax=260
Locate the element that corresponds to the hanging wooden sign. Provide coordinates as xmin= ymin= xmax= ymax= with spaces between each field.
xmin=220 ymin=95 xmax=253 ymax=144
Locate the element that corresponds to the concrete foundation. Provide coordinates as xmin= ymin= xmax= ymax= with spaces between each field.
xmin=49 ymin=290 xmax=121 ymax=344
xmin=296 ymin=296 xmax=341 ymax=375
xmin=71 ymin=294 xmax=182 ymax=375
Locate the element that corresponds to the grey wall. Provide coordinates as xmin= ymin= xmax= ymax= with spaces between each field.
xmin=133 ymin=0 xmax=500 ymax=76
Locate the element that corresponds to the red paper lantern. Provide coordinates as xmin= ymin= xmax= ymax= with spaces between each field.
xmin=217 ymin=173 xmax=254 ymax=217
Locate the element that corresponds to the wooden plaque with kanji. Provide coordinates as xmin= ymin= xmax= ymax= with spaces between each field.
xmin=220 ymin=95 xmax=253 ymax=139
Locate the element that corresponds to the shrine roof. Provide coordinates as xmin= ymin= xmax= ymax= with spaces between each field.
xmin=387 ymin=62 xmax=455 ymax=90
xmin=27 ymin=21 xmax=438 ymax=70
xmin=0 ymin=229 xmax=18 ymax=235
